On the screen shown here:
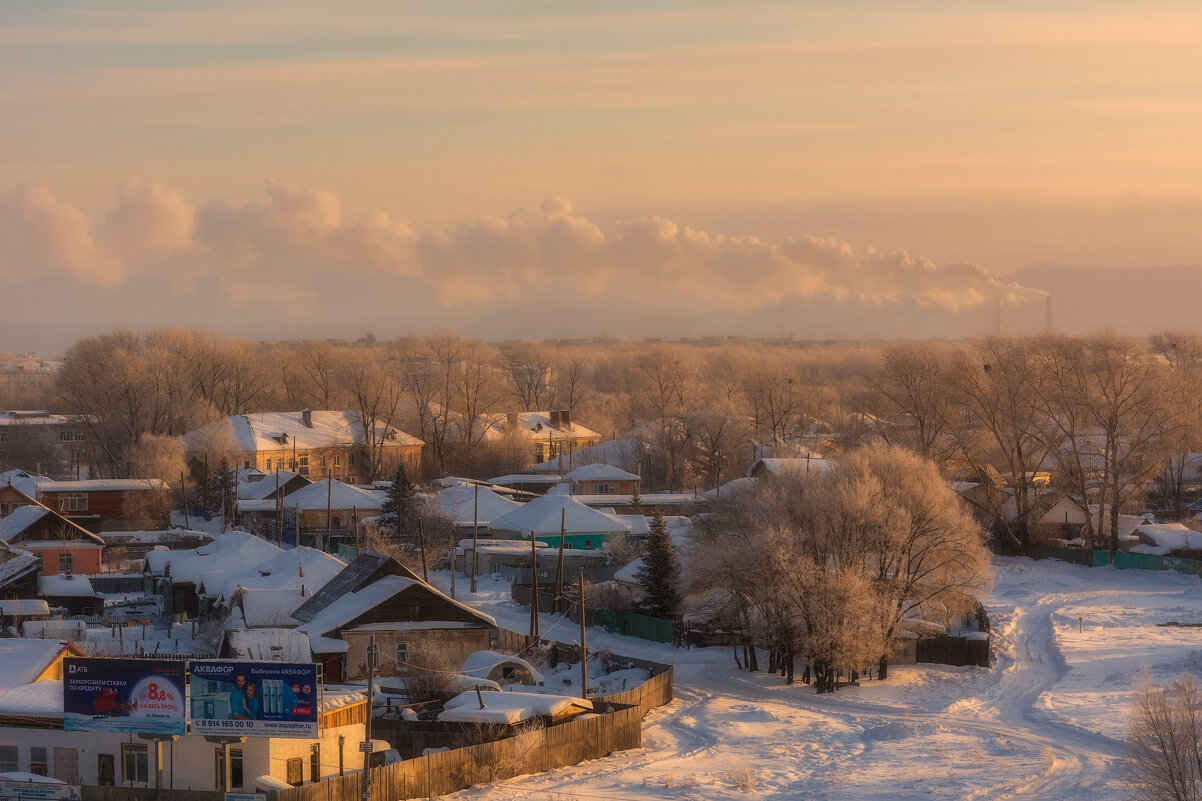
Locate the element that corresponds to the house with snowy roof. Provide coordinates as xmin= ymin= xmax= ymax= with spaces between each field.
xmin=429 ymin=484 xmax=522 ymax=530
xmin=746 ymin=455 xmax=833 ymax=481
xmin=35 ymin=478 xmax=171 ymax=533
xmin=445 ymin=409 xmax=601 ymax=468
xmin=0 ymin=501 xmax=104 ymax=577
xmin=565 ymin=463 xmax=640 ymax=496
xmin=487 ymin=493 xmax=631 ymax=550
xmin=292 ymin=572 xmax=498 ymax=682
xmin=182 ymin=409 xmax=424 ymax=485
xmin=144 ymin=530 xmax=285 ymax=617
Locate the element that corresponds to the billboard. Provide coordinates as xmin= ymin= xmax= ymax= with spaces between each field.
xmin=62 ymin=658 xmax=186 ymax=735
xmin=189 ymin=661 xmax=320 ymax=738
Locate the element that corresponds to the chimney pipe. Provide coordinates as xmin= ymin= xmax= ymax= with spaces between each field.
xmin=560 ymin=409 xmax=571 ymax=429
xmin=302 ymin=409 xmax=313 ymax=428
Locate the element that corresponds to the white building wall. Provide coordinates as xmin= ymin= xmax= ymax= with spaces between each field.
xmin=0 ymin=721 xmax=364 ymax=791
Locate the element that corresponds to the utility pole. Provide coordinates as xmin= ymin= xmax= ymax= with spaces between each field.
xmin=530 ymin=532 xmax=539 ymax=640
xmin=555 ymin=508 xmax=566 ymax=612
xmin=325 ymin=475 xmax=333 ymax=552
xmin=417 ymin=517 xmax=428 ymax=584
xmin=448 ymin=548 xmax=455 ymax=599
xmin=180 ymin=471 xmax=190 ymax=531
xmin=361 ymin=633 xmax=376 ymax=801
xmin=579 ymin=570 xmax=588 ymax=699
xmin=471 ymin=483 xmax=479 ymax=594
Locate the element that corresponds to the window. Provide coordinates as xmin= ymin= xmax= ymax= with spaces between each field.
xmin=310 ymin=744 xmax=320 ymax=784
xmin=396 ymin=643 xmax=409 ymax=664
xmin=319 ymin=455 xmax=327 ymax=467
xmin=298 ymin=455 xmax=309 ymax=467
xmin=121 ymin=743 xmax=148 ymax=784
xmin=59 ymin=493 xmax=88 ymax=512
xmin=286 ymin=757 xmax=303 ymax=787
xmin=594 ymin=484 xmax=613 ymax=495
xmin=214 ymin=748 xmax=243 ymax=790
xmin=58 ymin=553 xmax=73 ymax=574
xmin=0 ymin=745 xmax=16 ymax=772
xmin=348 ymin=453 xmax=358 ymax=467
xmin=333 ymin=455 xmax=341 ymax=467
xmin=58 ymin=431 xmax=87 ymax=442
xmin=30 ymin=747 xmax=48 ymax=777
xmin=0 ymin=432 xmax=7 ymax=443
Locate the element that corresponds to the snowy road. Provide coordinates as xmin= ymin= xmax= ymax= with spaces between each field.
xmin=440 ymin=558 xmax=1202 ymax=800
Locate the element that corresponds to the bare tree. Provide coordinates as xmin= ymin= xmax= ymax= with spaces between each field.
xmin=873 ymin=342 xmax=960 ymax=464
xmin=1127 ymin=673 xmax=1202 ymax=801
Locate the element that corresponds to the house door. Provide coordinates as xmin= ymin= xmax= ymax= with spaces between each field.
xmin=97 ymin=753 xmax=115 ymax=786
xmin=53 ymin=748 xmax=79 ymax=784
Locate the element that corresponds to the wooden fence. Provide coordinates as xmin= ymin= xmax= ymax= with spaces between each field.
xmin=270 ymin=704 xmax=644 ymax=801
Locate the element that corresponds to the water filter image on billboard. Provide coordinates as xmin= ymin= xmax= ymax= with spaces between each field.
xmin=189 ymin=661 xmax=320 ymax=737
xmin=62 ymin=658 xmax=186 ymax=735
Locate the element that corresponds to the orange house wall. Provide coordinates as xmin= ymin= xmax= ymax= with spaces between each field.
xmin=32 ymin=545 xmax=102 ymax=577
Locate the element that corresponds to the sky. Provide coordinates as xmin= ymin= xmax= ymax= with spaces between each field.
xmin=2 ymin=1 xmax=1201 ymax=350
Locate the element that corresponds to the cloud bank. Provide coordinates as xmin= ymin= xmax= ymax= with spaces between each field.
xmin=0 ymin=180 xmax=1044 ymax=318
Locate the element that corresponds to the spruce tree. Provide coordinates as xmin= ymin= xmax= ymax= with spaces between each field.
xmin=206 ymin=457 xmax=233 ymax=517
xmin=634 ymin=510 xmax=682 ymax=620
xmin=630 ymin=482 xmax=643 ymax=516
xmin=379 ymin=463 xmax=418 ymax=541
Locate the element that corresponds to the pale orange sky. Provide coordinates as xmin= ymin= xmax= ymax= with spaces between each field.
xmin=1 ymin=1 xmax=1201 ymax=347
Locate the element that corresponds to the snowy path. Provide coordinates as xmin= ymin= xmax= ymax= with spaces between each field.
xmin=437 ymin=559 xmax=1202 ymax=800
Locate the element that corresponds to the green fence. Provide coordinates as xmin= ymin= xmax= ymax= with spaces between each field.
xmin=1111 ymin=551 xmax=1202 ymax=576
xmin=591 ymin=608 xmax=676 ymax=644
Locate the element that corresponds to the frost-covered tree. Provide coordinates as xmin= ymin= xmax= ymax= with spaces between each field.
xmin=634 ymin=511 xmax=682 ymax=619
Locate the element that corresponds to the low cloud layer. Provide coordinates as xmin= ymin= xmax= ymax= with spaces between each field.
xmin=0 ymin=180 xmax=1044 ymax=317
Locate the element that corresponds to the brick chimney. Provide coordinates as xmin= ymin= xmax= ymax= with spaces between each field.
xmin=301 ymin=409 xmax=313 ymax=428
xmin=559 ymin=409 xmax=571 ymax=429
xmin=549 ymin=410 xmax=561 ymax=429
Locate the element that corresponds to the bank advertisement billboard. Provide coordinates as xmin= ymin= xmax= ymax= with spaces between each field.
xmin=189 ymin=660 xmax=320 ymax=738
xmin=62 ymin=658 xmax=186 ymax=735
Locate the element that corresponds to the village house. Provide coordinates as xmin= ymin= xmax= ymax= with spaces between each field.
xmin=35 ymin=478 xmax=171 ymax=533
xmin=565 ymin=463 xmax=640 ymax=495
xmin=288 ymin=552 xmax=496 ymax=682
xmin=182 ymin=410 xmax=424 ymax=485
xmin=487 ymin=492 xmax=631 ymax=550
xmin=448 ymin=409 xmax=602 ymax=468
xmin=0 ymin=500 xmax=105 ymax=577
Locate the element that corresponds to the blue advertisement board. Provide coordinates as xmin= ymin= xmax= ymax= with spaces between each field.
xmin=63 ymin=658 xmax=186 ymax=735
xmin=189 ymin=661 xmax=320 ymax=738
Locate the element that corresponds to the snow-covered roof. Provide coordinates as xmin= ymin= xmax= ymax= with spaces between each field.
xmin=566 ymin=463 xmax=639 ymax=483
xmin=0 ymin=599 xmax=48 ymax=616
xmin=0 ymin=470 xmax=42 ymax=499
xmin=1131 ymin=523 xmax=1202 ymax=555
xmin=235 ymin=588 xmax=316 ymax=628
xmin=613 ymin=557 xmax=644 ymax=586
xmin=703 ymin=477 xmax=755 ymax=499
xmin=447 ymin=409 xmax=600 ymax=446
xmin=0 ymin=506 xmax=50 ymax=543
xmin=747 ymin=456 xmax=833 ymax=479
xmin=201 ymin=545 xmax=346 ymax=603
xmin=460 ymin=651 xmax=544 ymax=684
xmin=0 ymin=549 xmax=39 ymax=590
xmin=437 ymin=690 xmax=590 ymax=724
xmin=145 ymin=531 xmax=283 ymax=584
xmin=489 ymin=494 xmax=631 ymax=537
xmin=225 ymin=627 xmax=313 ymax=661
xmin=0 ymin=640 xmax=76 ymax=689
xmin=278 ymin=480 xmax=384 ymax=512
xmin=430 ymin=485 xmax=522 ymax=526
xmin=37 ymin=479 xmax=168 ymax=492
xmin=487 ymin=473 xmax=565 ymax=486
xmin=0 ymin=680 xmax=64 ymax=718
xmin=296 ymin=575 xmax=496 ymax=638
xmin=239 ymin=471 xmax=308 ymax=500
xmin=613 ymin=515 xmax=650 ymax=537
xmin=182 ymin=410 xmax=422 ymax=453
xmin=37 ymin=574 xmax=95 ymax=597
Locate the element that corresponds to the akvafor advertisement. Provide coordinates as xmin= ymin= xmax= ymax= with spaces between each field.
xmin=189 ymin=661 xmax=320 ymax=738
xmin=62 ymin=658 xmax=186 ymax=735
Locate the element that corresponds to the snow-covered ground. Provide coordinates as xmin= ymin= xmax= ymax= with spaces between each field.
xmin=425 ymin=557 xmax=1202 ymax=800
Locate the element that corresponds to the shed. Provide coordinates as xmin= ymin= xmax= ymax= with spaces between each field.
xmin=460 ymin=650 xmax=544 ymax=687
